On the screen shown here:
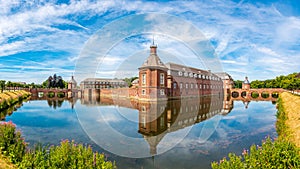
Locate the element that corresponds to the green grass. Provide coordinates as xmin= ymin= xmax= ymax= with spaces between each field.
xmin=211 ymin=92 xmax=300 ymax=168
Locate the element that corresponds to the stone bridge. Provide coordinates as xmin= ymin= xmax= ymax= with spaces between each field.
xmin=230 ymin=88 xmax=286 ymax=101
xmin=25 ymin=88 xmax=81 ymax=99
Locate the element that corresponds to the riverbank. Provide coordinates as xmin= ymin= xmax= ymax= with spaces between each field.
xmin=277 ymin=92 xmax=300 ymax=147
xmin=0 ymin=90 xmax=31 ymax=110
xmin=211 ymin=92 xmax=300 ymax=168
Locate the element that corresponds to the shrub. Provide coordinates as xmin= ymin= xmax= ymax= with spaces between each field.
xmin=211 ymin=137 xmax=300 ymax=169
xmin=18 ymin=140 xmax=116 ymax=169
xmin=0 ymin=121 xmax=26 ymax=164
xmin=0 ymin=122 xmax=116 ymax=169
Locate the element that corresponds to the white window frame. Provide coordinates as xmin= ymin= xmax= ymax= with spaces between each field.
xmin=160 ymin=73 xmax=164 ymax=85
xmin=142 ymin=74 xmax=146 ymax=85
xmin=160 ymin=89 xmax=165 ymax=95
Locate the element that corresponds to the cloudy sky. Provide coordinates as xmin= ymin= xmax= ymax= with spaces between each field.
xmin=0 ymin=0 xmax=299 ymax=84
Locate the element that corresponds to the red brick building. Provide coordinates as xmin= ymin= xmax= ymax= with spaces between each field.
xmin=137 ymin=44 xmax=224 ymax=100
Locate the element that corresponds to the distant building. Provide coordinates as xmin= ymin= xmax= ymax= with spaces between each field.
xmin=80 ymin=78 xmax=127 ymax=89
xmin=68 ymin=76 xmax=77 ymax=89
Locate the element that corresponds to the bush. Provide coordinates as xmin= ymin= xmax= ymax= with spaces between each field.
xmin=211 ymin=137 xmax=300 ymax=169
xmin=0 ymin=122 xmax=116 ymax=169
xmin=0 ymin=121 xmax=26 ymax=164
xmin=19 ymin=140 xmax=116 ymax=169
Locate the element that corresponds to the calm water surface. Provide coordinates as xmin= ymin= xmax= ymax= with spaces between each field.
xmin=4 ymin=97 xmax=277 ymax=169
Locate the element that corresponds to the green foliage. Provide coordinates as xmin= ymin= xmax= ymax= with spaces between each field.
xmin=250 ymin=72 xmax=300 ymax=90
xmin=233 ymin=80 xmax=243 ymax=88
xmin=251 ymin=92 xmax=259 ymax=98
xmin=261 ymin=92 xmax=270 ymax=98
xmin=57 ymin=92 xmax=65 ymax=98
xmin=0 ymin=122 xmax=116 ymax=169
xmin=0 ymin=121 xmax=26 ymax=164
xmin=124 ymin=77 xmax=138 ymax=87
xmin=211 ymin=137 xmax=300 ymax=169
xmin=0 ymin=80 xmax=6 ymax=93
xmin=276 ymin=98 xmax=289 ymax=140
xmin=18 ymin=140 xmax=116 ymax=169
xmin=47 ymin=92 xmax=55 ymax=98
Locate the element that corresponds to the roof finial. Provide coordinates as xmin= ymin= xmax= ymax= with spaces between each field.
xmin=152 ymin=35 xmax=155 ymax=45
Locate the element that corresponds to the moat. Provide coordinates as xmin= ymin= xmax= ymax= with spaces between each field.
xmin=3 ymin=96 xmax=277 ymax=169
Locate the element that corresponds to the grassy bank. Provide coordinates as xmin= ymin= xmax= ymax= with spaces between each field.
xmin=211 ymin=92 xmax=300 ymax=168
xmin=0 ymin=122 xmax=116 ymax=169
xmin=278 ymin=92 xmax=300 ymax=147
xmin=0 ymin=90 xmax=31 ymax=110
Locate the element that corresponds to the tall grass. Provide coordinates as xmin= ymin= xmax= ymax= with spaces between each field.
xmin=211 ymin=92 xmax=300 ymax=168
xmin=0 ymin=122 xmax=116 ymax=169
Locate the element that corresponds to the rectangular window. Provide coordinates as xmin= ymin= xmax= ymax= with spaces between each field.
xmin=186 ymin=83 xmax=189 ymax=89
xmin=190 ymin=83 xmax=193 ymax=89
xmin=141 ymin=115 xmax=146 ymax=128
xmin=160 ymin=89 xmax=165 ymax=95
xmin=160 ymin=73 xmax=164 ymax=85
xmin=142 ymin=74 xmax=146 ymax=85
xmin=180 ymin=83 xmax=183 ymax=89
xmin=160 ymin=116 xmax=164 ymax=128
xmin=173 ymin=83 xmax=177 ymax=89
xmin=195 ymin=84 xmax=198 ymax=89
xmin=142 ymin=89 xmax=146 ymax=95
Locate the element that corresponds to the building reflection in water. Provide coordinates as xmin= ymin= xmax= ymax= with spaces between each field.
xmin=79 ymin=94 xmax=233 ymax=156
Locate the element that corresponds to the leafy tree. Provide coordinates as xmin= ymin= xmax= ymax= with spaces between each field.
xmin=0 ymin=80 xmax=5 ymax=93
xmin=6 ymin=81 xmax=12 ymax=91
xmin=234 ymin=80 xmax=243 ymax=88
xmin=124 ymin=77 xmax=138 ymax=87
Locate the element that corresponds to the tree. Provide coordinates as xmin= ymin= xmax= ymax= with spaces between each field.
xmin=234 ymin=80 xmax=243 ymax=88
xmin=6 ymin=81 xmax=12 ymax=91
xmin=0 ymin=80 xmax=5 ymax=93
xmin=124 ymin=77 xmax=138 ymax=87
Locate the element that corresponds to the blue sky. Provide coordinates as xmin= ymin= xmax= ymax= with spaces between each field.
xmin=0 ymin=0 xmax=299 ymax=84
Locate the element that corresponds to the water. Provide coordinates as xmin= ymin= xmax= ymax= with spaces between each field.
xmin=3 ymin=97 xmax=277 ymax=169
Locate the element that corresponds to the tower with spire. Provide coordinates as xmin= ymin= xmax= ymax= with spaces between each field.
xmin=138 ymin=40 xmax=168 ymax=100
xmin=242 ymin=76 xmax=250 ymax=90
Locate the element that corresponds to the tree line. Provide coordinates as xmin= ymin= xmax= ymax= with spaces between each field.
xmin=0 ymin=74 xmax=68 ymax=93
xmin=234 ymin=73 xmax=300 ymax=90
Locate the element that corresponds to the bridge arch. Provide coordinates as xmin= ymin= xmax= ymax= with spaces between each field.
xmin=232 ymin=91 xmax=239 ymax=98
xmin=261 ymin=91 xmax=270 ymax=98
xmin=271 ymin=92 xmax=279 ymax=98
xmin=241 ymin=91 xmax=247 ymax=98
xmin=251 ymin=91 xmax=259 ymax=99
xmin=57 ymin=92 xmax=66 ymax=98
xmin=47 ymin=91 xmax=55 ymax=98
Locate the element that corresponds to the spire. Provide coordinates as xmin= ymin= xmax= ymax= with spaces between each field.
xmin=152 ymin=35 xmax=155 ymax=45
xmin=150 ymin=36 xmax=157 ymax=54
